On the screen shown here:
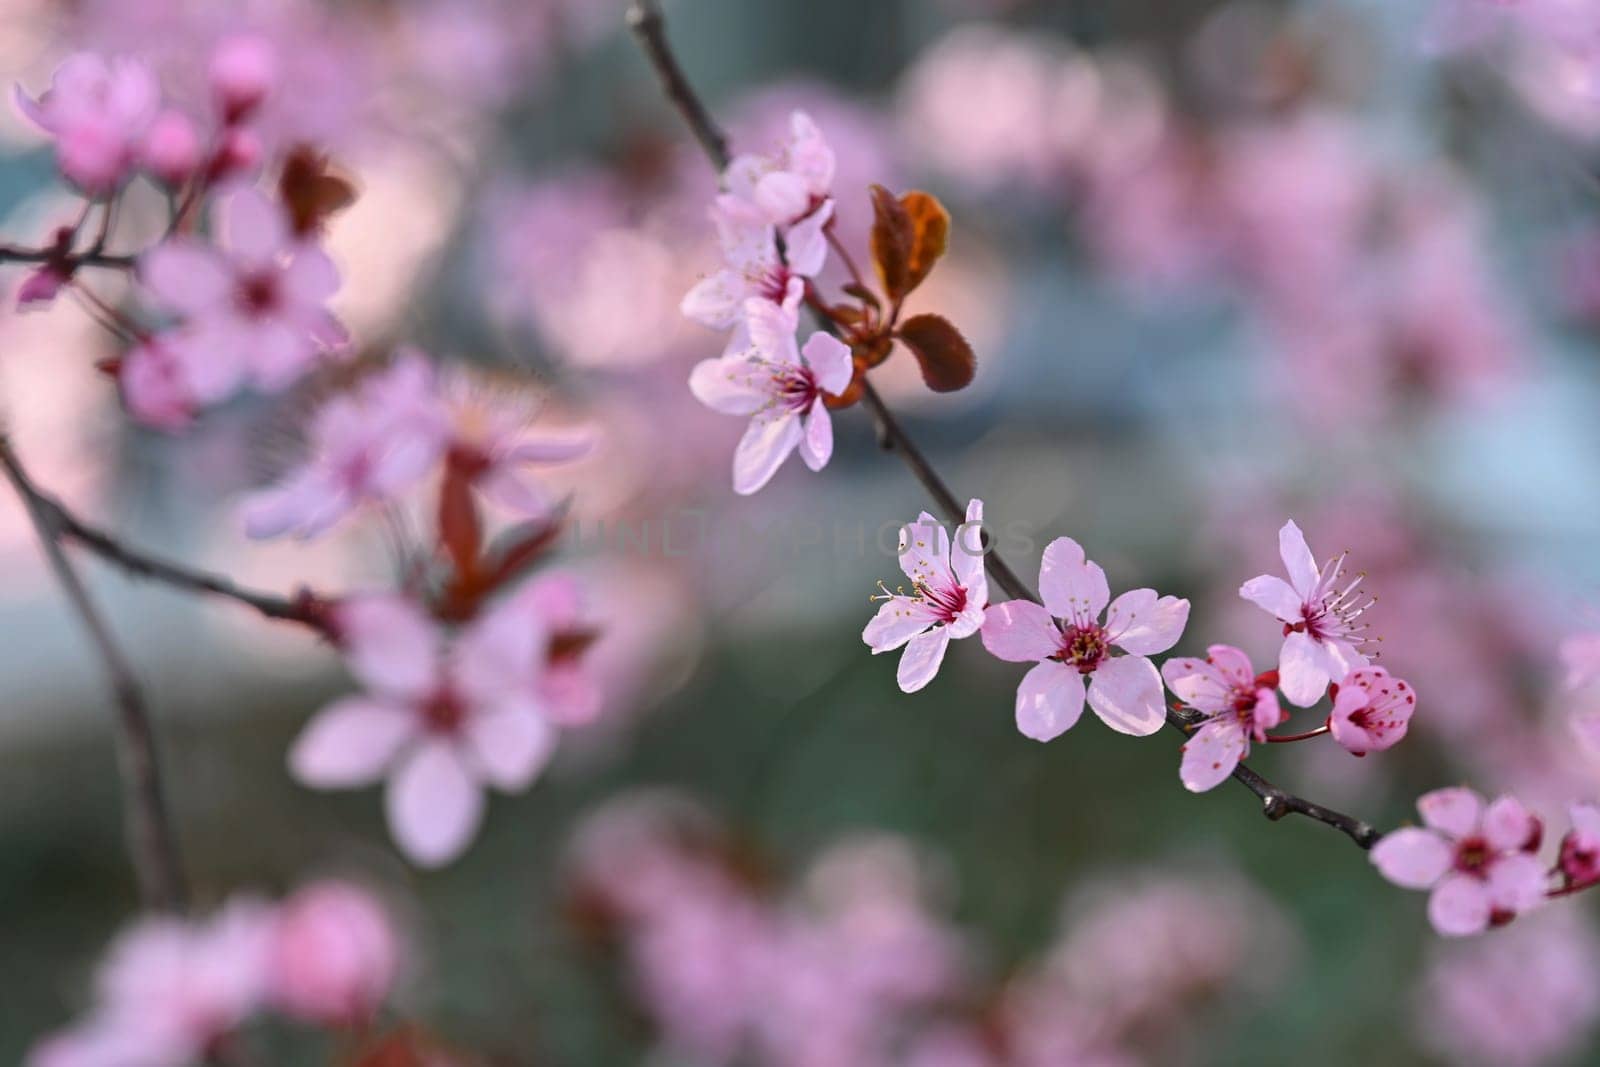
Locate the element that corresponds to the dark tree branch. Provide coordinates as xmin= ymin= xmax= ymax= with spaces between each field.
xmin=628 ymin=0 xmax=1386 ymax=852
xmin=0 ymin=437 xmax=187 ymax=910
xmin=1 ymin=450 xmax=333 ymax=634
xmin=0 ymin=244 xmax=135 ymax=270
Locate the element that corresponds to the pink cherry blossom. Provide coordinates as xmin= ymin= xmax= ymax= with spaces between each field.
xmin=724 ymin=109 xmax=835 ymax=230
xmin=1239 ymin=520 xmax=1374 ymax=707
xmin=14 ymin=53 xmax=159 ymax=193
xmin=289 ymin=592 xmax=556 ymax=867
xmin=209 ymin=34 xmax=278 ymax=123
xmin=118 ymin=335 xmax=203 ymax=432
xmin=139 ymin=187 xmax=346 ymax=395
xmin=139 ymin=109 xmax=202 ymax=187
xmin=269 ymin=881 xmax=401 ymax=1025
xmin=1327 ymin=666 xmax=1417 ymax=756
xmin=681 ymin=192 xmax=833 ymax=355
xmin=1558 ymin=803 xmax=1600 ymax=890
xmin=864 ymin=500 xmax=989 ymax=693
xmin=981 ymin=537 xmax=1189 ymax=740
xmin=436 ymin=369 xmax=594 ymax=518
xmin=1162 ymin=645 xmax=1284 ymax=792
xmin=508 ymin=571 xmax=603 ymax=727
xmin=240 ymin=352 xmax=449 ymax=539
xmin=1371 ymin=787 xmax=1548 ymax=936
xmin=689 ymin=298 xmax=853 ymax=495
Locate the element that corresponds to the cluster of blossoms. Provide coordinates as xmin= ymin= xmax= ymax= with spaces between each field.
xmin=684 ymin=111 xmax=855 ymax=495
xmin=12 ymin=37 xmax=356 ymax=430
xmin=567 ymin=791 xmax=1292 ymax=1067
xmin=30 ymin=882 xmax=402 ymax=1067
xmin=862 ymin=507 xmax=1417 ymax=792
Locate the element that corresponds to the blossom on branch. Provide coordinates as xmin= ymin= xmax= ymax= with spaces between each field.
xmin=689 ymin=298 xmax=853 ymax=494
xmin=1372 ymin=787 xmax=1547 ymax=936
xmin=983 ymin=537 xmax=1189 ymax=740
xmin=1240 ymin=520 xmax=1375 ymax=707
xmin=289 ymin=592 xmax=557 ymax=867
xmin=1327 ymin=666 xmax=1416 ymax=756
xmin=864 ymin=499 xmax=988 ymax=693
xmin=14 ymin=53 xmax=159 ymax=194
xmin=1162 ymin=645 xmax=1284 ymax=792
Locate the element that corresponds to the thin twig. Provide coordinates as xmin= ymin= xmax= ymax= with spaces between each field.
xmin=625 ymin=0 xmax=731 ymax=172
xmin=0 ymin=437 xmax=188 ymax=909
xmin=629 ymin=1 xmax=1387 ymax=852
xmin=0 ymin=245 xmax=135 ymax=270
xmin=2 ymin=456 xmax=332 ymax=632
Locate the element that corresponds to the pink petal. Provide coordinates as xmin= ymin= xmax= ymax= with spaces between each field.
xmin=219 ymin=188 xmax=288 ymax=269
xmin=1179 ymin=719 xmax=1247 ymax=793
xmin=1486 ymin=853 xmax=1547 ymax=917
xmin=1371 ymin=828 xmax=1453 ymax=889
xmin=335 ymin=595 xmax=441 ymax=700
xmin=1104 ymin=588 xmax=1189 ymax=655
xmin=796 ymin=398 xmax=832 ymax=472
xmin=1277 ymin=630 xmax=1331 ymax=707
xmin=949 ymin=499 xmax=985 ymax=591
xmin=1086 ymin=654 xmax=1165 ymax=736
xmin=681 ymin=269 xmax=747 ymax=329
xmin=139 ymin=240 xmax=230 ymax=315
xmin=1427 ymin=875 xmax=1491 ymax=937
xmin=476 ymin=466 xmax=552 ymax=518
xmin=1015 ymin=659 xmax=1086 ymax=741
xmin=1160 ymin=657 xmax=1234 ymax=714
xmin=1482 ymin=796 xmax=1540 ymax=853
xmin=863 ymin=596 xmax=936 ymax=654
xmin=897 ymin=626 xmax=952 ymax=693
xmin=1238 ymin=574 xmax=1301 ymax=623
xmin=732 ymin=411 xmax=804 ymax=495
xmin=784 ymin=199 xmax=834 ymax=276
xmin=743 ymin=297 xmax=800 ymax=365
xmin=801 ymin=330 xmax=853 ymax=396
xmin=501 ymin=433 xmax=593 ymax=465
xmin=450 ymin=595 xmax=544 ymax=706
xmin=289 ymin=698 xmax=415 ymax=788
xmin=243 ymin=317 xmax=318 ymax=392
xmin=239 ymin=468 xmax=351 ymax=540
xmin=1572 ymin=802 xmax=1600 ymax=838
xmin=754 ymin=170 xmax=811 ymax=224
xmin=1277 ymin=520 xmax=1321 ymax=598
xmin=899 ymin=511 xmax=953 ymax=586
xmin=981 ymin=601 xmax=1059 ymax=663
xmin=282 ymin=246 xmax=340 ymax=307
xmin=689 ymin=355 xmax=771 ymax=416
xmin=786 ymin=111 xmax=835 ymax=193
xmin=1418 ymin=787 xmax=1484 ymax=839
xmin=948 ymin=591 xmax=987 ymax=639
xmin=465 ymin=707 xmax=556 ymax=792
xmin=384 ymin=741 xmax=485 ymax=868
xmin=1207 ymin=644 xmax=1256 ymax=688
xmin=1038 ymin=537 xmax=1109 ymax=625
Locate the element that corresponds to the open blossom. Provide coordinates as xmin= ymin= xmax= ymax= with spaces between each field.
xmin=269 ymin=881 xmax=400 ymax=1026
xmin=27 ymin=898 xmax=279 ymax=1067
xmin=681 ymin=193 xmax=833 ymax=355
xmin=241 ymin=353 xmax=448 ymax=539
xmin=864 ymin=500 xmax=988 ymax=693
xmin=982 ymin=538 xmax=1189 ymax=740
xmin=725 ymin=109 xmax=836 ymax=230
xmin=14 ymin=53 xmax=159 ymax=192
xmin=1558 ymin=803 xmax=1600 ymax=890
xmin=1240 ymin=520 xmax=1374 ymax=707
xmin=1327 ymin=666 xmax=1416 ymax=756
xmin=1371 ymin=788 xmax=1547 ymax=936
xmin=1162 ymin=645 xmax=1283 ymax=792
xmin=689 ymin=299 xmax=852 ymax=495
xmin=435 ymin=370 xmax=594 ymax=517
xmin=289 ymin=592 xmax=556 ymax=867
xmin=140 ymin=187 xmax=346 ymax=396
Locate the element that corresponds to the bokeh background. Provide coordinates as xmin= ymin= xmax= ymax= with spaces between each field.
xmin=4 ymin=0 xmax=1600 ymax=1063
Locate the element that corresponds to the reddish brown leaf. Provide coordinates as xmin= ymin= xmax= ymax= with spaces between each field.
xmin=869 ymin=184 xmax=912 ymax=303
xmin=901 ymin=191 xmax=950 ymax=293
xmin=896 ymin=314 xmax=976 ymax=392
xmin=278 ymin=145 xmax=357 ymax=236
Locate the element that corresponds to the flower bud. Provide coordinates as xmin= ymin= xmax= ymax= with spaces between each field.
xmin=269 ymin=881 xmax=400 ymax=1025
xmin=140 ymin=110 xmax=202 ymax=187
xmin=208 ymin=34 xmax=277 ymax=123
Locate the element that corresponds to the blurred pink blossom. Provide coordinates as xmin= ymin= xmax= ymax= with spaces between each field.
xmin=289 ymin=592 xmax=556 ymax=867
xmin=14 ymin=53 xmax=159 ymax=193
xmin=1372 ymin=787 xmax=1547 ymax=936
xmin=269 ymin=881 xmax=401 ymax=1025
